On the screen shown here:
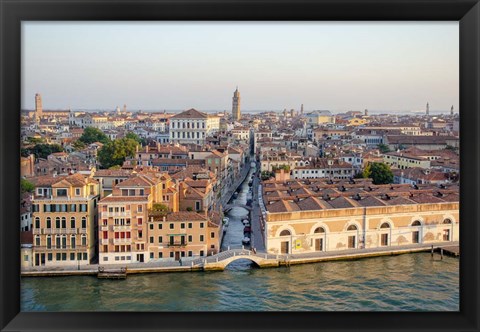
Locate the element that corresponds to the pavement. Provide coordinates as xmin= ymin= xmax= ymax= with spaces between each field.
xmin=249 ymin=162 xmax=266 ymax=253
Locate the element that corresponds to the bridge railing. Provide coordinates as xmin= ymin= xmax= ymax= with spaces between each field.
xmin=198 ymin=249 xmax=280 ymax=266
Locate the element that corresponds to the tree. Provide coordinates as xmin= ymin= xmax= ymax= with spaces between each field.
xmin=72 ymin=140 xmax=86 ymax=151
xmin=79 ymin=127 xmax=110 ymax=145
xmin=363 ymin=162 xmax=393 ymax=184
xmin=125 ymin=132 xmax=142 ymax=144
xmin=22 ymin=143 xmax=63 ymax=159
xmin=97 ymin=138 xmax=139 ymax=169
xmin=377 ymin=143 xmax=391 ymax=154
xmin=445 ymin=145 xmax=458 ymax=153
xmin=20 ymin=178 xmax=35 ymax=193
xmin=261 ymin=171 xmax=274 ymax=181
xmin=152 ymin=203 xmax=169 ymax=212
xmin=353 ymin=172 xmax=364 ymax=179
xmin=272 ymin=164 xmax=290 ymax=172
xmin=27 ymin=137 xmax=44 ymax=145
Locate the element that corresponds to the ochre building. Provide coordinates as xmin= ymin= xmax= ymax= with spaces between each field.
xmin=260 ymin=179 xmax=459 ymax=255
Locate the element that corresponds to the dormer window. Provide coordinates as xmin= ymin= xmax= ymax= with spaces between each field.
xmin=56 ymin=189 xmax=67 ymax=197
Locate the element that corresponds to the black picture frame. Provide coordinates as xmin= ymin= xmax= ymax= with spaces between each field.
xmin=1 ymin=0 xmax=479 ymax=331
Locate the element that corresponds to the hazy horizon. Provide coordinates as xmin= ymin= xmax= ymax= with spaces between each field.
xmin=22 ymin=22 xmax=459 ymax=112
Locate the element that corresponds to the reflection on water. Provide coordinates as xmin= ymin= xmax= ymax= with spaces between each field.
xmin=21 ymin=168 xmax=459 ymax=312
xmin=221 ymin=168 xmax=253 ymax=251
xmin=21 ymin=253 xmax=459 ymax=311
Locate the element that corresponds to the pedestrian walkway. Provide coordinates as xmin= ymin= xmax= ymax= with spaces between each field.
xmin=220 ymin=164 xmax=250 ymax=207
xmin=249 ymin=174 xmax=266 ymax=252
xmin=21 ymin=241 xmax=458 ymax=277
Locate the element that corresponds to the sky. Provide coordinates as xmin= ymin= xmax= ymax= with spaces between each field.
xmin=22 ymin=22 xmax=459 ymax=112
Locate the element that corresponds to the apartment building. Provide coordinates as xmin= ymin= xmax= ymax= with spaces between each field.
xmin=97 ymin=170 xmax=179 ymax=264
xmin=292 ymin=158 xmax=355 ymax=180
xmin=169 ymin=108 xmax=220 ymax=145
xmin=383 ymin=152 xmax=431 ymax=170
xmin=31 ymin=173 xmax=100 ymax=267
xmin=146 ymin=211 xmax=221 ymax=261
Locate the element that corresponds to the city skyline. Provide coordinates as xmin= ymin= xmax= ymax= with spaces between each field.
xmin=22 ymin=22 xmax=459 ymax=112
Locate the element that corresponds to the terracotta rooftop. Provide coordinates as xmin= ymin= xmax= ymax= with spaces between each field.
xmin=99 ymin=196 xmax=149 ymax=203
xmin=262 ymin=179 xmax=459 ymax=213
xmin=170 ymin=108 xmax=208 ymax=119
xmin=94 ymin=169 xmax=133 ymax=177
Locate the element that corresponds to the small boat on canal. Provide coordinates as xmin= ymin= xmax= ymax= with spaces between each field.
xmin=222 ymin=217 xmax=229 ymax=227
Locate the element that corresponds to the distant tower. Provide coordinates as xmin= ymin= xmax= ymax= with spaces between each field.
xmin=451 ymin=105 xmax=454 ymax=116
xmin=290 ymin=109 xmax=295 ymax=118
xmin=123 ymin=104 xmax=127 ymax=113
xmin=232 ymin=87 xmax=241 ymax=121
xmin=301 ymin=104 xmax=304 ymax=115
xmin=426 ymin=102 xmax=430 ymax=116
xmin=35 ymin=93 xmax=43 ymax=122
xmin=364 ymin=109 xmax=369 ymax=116
xmin=116 ymin=106 xmax=121 ymax=115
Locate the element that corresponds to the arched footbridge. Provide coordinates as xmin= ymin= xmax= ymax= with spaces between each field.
xmin=223 ymin=204 xmax=252 ymax=213
xmin=192 ymin=249 xmax=280 ymax=271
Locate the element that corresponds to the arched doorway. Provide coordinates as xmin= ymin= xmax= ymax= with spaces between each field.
xmin=443 ymin=219 xmax=452 ymax=241
xmin=411 ymin=220 xmax=422 ymax=243
xmin=346 ymin=224 xmax=357 ymax=249
xmin=380 ymin=222 xmax=390 ymax=246
xmin=279 ymin=229 xmax=291 ymax=254
xmin=313 ymin=227 xmax=325 ymax=251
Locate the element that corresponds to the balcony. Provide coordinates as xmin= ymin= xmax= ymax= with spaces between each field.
xmin=100 ymin=225 xmax=109 ymax=231
xmin=33 ymin=229 xmax=42 ymax=235
xmin=113 ymin=238 xmax=131 ymax=245
xmin=79 ymin=228 xmax=87 ymax=234
xmin=99 ymin=238 xmax=109 ymax=245
xmin=167 ymin=242 xmax=188 ymax=247
xmin=103 ymin=211 xmax=131 ymax=218
xmin=34 ymin=245 xmax=88 ymax=251
xmin=66 ymin=228 xmax=77 ymax=234
xmin=113 ymin=225 xmax=131 ymax=231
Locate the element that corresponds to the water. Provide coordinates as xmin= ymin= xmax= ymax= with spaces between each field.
xmin=221 ymin=168 xmax=253 ymax=251
xmin=21 ymin=253 xmax=459 ymax=311
xmin=21 ymin=169 xmax=459 ymax=311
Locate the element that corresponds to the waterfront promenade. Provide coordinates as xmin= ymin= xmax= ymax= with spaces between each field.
xmin=21 ymin=241 xmax=458 ymax=277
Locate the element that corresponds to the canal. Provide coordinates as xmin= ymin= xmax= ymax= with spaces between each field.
xmin=221 ymin=166 xmax=254 ymax=253
xmin=21 ymin=253 xmax=458 ymax=311
xmin=21 ymin=166 xmax=459 ymax=311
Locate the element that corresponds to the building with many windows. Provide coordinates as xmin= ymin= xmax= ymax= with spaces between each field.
xmin=260 ymin=179 xmax=459 ymax=255
xmin=169 ymin=108 xmax=220 ymax=145
xmin=30 ymin=173 xmax=100 ymax=267
xmin=146 ymin=211 xmax=221 ymax=261
xmin=97 ymin=170 xmax=179 ymax=264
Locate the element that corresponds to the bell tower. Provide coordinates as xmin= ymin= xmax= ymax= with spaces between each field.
xmin=232 ymin=87 xmax=241 ymax=121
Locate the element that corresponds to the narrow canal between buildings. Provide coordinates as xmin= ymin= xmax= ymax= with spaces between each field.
xmin=21 ymin=166 xmax=459 ymax=311
xmin=220 ymin=167 xmax=255 ymax=270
